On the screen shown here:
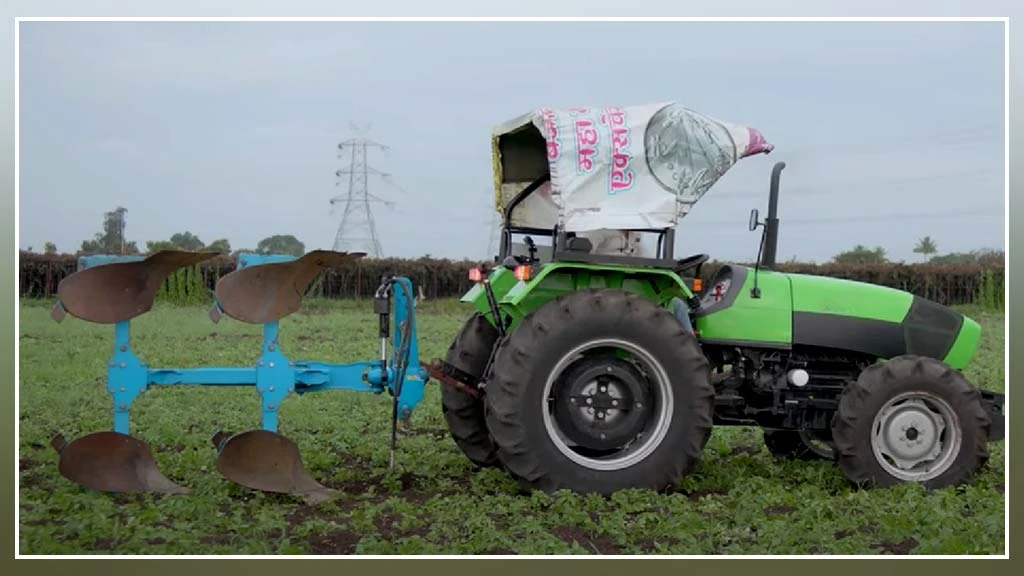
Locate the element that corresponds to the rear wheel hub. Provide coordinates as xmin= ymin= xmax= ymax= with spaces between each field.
xmin=553 ymin=357 xmax=653 ymax=451
xmin=542 ymin=339 xmax=675 ymax=472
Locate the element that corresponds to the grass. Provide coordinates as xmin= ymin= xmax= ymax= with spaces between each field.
xmin=17 ymin=298 xmax=1006 ymax=555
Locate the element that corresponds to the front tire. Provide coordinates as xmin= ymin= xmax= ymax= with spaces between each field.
xmin=483 ymin=289 xmax=715 ymax=495
xmin=831 ymin=355 xmax=991 ymax=489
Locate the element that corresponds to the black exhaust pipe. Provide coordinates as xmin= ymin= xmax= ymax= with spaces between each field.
xmin=762 ymin=161 xmax=785 ymax=270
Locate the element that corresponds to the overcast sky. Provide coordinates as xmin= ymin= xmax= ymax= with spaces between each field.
xmin=17 ymin=20 xmax=1005 ymax=263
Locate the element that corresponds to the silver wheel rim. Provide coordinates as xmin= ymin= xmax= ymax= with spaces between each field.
xmin=541 ymin=339 xmax=674 ymax=471
xmin=870 ymin=391 xmax=961 ymax=482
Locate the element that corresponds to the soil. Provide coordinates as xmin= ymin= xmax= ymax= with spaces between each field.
xmin=303 ymin=531 xmax=361 ymax=554
xmin=871 ymin=537 xmax=919 ymax=554
xmin=729 ymin=445 xmax=762 ymax=457
xmin=681 ymin=487 xmax=730 ymax=501
xmin=551 ymin=525 xmax=622 ymax=555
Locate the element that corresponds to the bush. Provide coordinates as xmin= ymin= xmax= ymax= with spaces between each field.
xmin=18 ymin=251 xmax=1005 ymax=310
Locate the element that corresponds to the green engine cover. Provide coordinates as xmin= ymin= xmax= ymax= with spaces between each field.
xmin=693 ymin=267 xmax=793 ymax=347
xmin=693 ymin=265 xmax=980 ymax=369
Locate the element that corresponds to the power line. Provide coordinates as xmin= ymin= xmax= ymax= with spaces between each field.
xmin=778 ymin=123 xmax=1002 ymax=159
xmin=683 ymin=207 xmax=1003 ymax=229
xmin=714 ymin=167 xmax=1003 ymax=199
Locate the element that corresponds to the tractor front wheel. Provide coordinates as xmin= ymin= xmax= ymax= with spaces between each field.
xmin=483 ymin=289 xmax=715 ymax=495
xmin=831 ymin=355 xmax=991 ymax=489
xmin=441 ymin=313 xmax=501 ymax=469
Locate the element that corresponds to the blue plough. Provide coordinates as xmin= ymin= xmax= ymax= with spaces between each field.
xmin=47 ymin=249 xmax=431 ymax=504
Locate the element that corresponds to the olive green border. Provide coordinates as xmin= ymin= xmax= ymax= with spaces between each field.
xmin=1 ymin=3 xmax=1017 ymax=575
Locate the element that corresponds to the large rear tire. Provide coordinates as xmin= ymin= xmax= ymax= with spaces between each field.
xmin=483 ymin=289 xmax=715 ymax=495
xmin=831 ymin=355 xmax=991 ymax=489
xmin=441 ymin=313 xmax=501 ymax=469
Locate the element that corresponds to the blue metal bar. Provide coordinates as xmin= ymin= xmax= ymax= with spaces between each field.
xmin=147 ymin=363 xmax=386 ymax=391
xmin=108 ymin=321 xmax=147 ymax=434
xmin=236 ymin=252 xmax=296 ymax=268
xmin=388 ymin=277 xmax=428 ymax=421
xmin=78 ymin=254 xmax=145 ymax=271
xmin=293 ymin=361 xmax=383 ymax=393
xmin=255 ymin=321 xmax=291 ymax=432
xmin=149 ymin=368 xmax=258 ymax=386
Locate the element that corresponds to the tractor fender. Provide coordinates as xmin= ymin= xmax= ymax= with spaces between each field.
xmin=497 ymin=262 xmax=695 ymax=325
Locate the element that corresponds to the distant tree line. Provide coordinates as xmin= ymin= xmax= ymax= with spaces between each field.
xmin=19 ymin=252 xmax=1004 ymax=311
xmin=26 ymin=205 xmax=308 ymax=259
xmin=27 ymin=206 xmax=1005 ymax=268
xmin=829 ymin=235 xmax=1004 ymax=266
xmin=20 ymin=206 xmax=1004 ymax=310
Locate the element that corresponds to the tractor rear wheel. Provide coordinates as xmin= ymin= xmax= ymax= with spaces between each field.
xmin=831 ymin=355 xmax=991 ymax=489
xmin=483 ymin=289 xmax=715 ymax=495
xmin=441 ymin=313 xmax=501 ymax=469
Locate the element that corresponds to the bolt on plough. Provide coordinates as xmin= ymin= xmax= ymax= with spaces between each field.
xmin=47 ymin=249 xmax=438 ymax=504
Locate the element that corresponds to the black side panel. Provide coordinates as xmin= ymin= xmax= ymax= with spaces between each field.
xmin=792 ymin=313 xmax=907 ymax=358
xmin=792 ymin=296 xmax=963 ymax=360
xmin=903 ymin=296 xmax=963 ymax=359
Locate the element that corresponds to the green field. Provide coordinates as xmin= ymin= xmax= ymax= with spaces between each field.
xmin=17 ymin=298 xmax=1006 ymax=555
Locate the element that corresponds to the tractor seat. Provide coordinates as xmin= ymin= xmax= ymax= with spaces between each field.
xmin=563 ymin=236 xmax=593 ymax=253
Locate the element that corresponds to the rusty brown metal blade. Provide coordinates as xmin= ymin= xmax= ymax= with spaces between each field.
xmin=50 ymin=301 xmax=67 ymax=323
xmin=213 ymin=250 xmax=365 ymax=324
xmin=212 ymin=430 xmax=337 ymax=505
xmin=51 ymin=431 xmax=190 ymax=495
xmin=55 ymin=250 xmax=220 ymax=324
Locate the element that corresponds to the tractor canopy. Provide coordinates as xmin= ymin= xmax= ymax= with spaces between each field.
xmin=491 ymin=102 xmax=774 ymax=233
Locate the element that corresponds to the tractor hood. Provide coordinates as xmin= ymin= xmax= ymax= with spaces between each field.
xmin=694 ymin=265 xmax=981 ymax=370
xmin=787 ymin=272 xmax=919 ymax=323
xmin=786 ymin=272 xmax=981 ymax=369
xmin=490 ymin=102 xmax=774 ymax=232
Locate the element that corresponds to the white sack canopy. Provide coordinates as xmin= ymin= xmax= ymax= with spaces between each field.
xmin=491 ymin=102 xmax=774 ymax=233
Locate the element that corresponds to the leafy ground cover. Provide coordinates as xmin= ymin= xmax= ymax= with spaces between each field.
xmin=17 ymin=299 xmax=1006 ymax=555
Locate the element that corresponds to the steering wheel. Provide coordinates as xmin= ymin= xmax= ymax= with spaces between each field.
xmin=674 ymin=253 xmax=710 ymax=275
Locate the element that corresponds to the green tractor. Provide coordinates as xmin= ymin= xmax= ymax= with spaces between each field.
xmin=433 ymin=102 xmax=1005 ymax=495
